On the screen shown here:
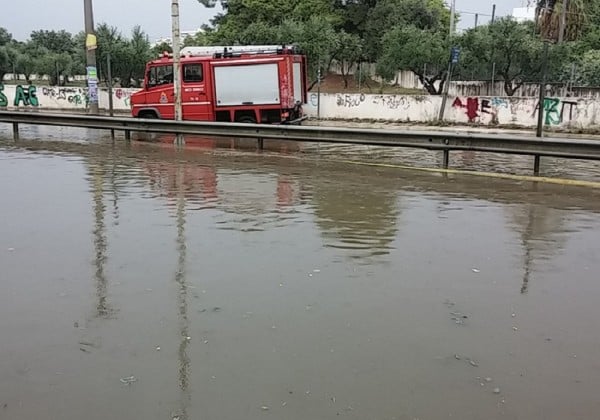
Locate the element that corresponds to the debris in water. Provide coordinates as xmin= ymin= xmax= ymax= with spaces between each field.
xmin=156 ymin=346 xmax=161 ymax=351
xmin=443 ymin=299 xmax=455 ymax=307
xmin=120 ymin=376 xmax=138 ymax=385
xmin=186 ymin=336 xmax=191 ymax=341
xmin=261 ymin=406 xmax=269 ymax=411
xmin=493 ymin=388 xmax=501 ymax=394
xmin=511 ymin=313 xmax=516 ymax=318
xmin=7 ymin=248 xmax=15 ymax=252
xmin=73 ymin=322 xmax=79 ymax=328
xmin=331 ymin=397 xmax=336 ymax=403
xmin=485 ymin=377 xmax=493 ymax=383
xmin=282 ymin=402 xmax=287 ymax=407
xmin=512 ymin=327 xmax=518 ymax=331
xmin=468 ymin=359 xmax=479 ymax=367
xmin=313 ymin=269 xmax=321 ymax=273
xmin=545 ymin=338 xmax=552 ymax=342
xmin=308 ymin=273 xmax=313 ymax=277
xmin=472 ymin=268 xmax=480 ymax=273
xmin=454 ymin=354 xmax=461 ymax=360
xmin=79 ymin=347 xmax=91 ymax=353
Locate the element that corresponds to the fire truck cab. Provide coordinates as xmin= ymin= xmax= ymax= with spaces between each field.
xmin=130 ymin=45 xmax=308 ymax=124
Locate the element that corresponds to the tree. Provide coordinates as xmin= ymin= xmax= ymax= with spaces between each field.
xmin=530 ymin=0 xmax=586 ymax=42
xmin=129 ymin=26 xmax=152 ymax=86
xmin=151 ymin=41 xmax=172 ymax=56
xmin=197 ymin=0 xmax=339 ymax=45
xmin=0 ymin=27 xmax=13 ymax=46
xmin=334 ymin=30 xmax=363 ymax=88
xmin=575 ymin=49 xmax=600 ymax=85
xmin=0 ymin=45 xmax=18 ymax=82
xmin=278 ymin=17 xmax=340 ymax=86
xmin=95 ymin=23 xmax=124 ymax=83
xmin=363 ymin=0 xmax=450 ymax=61
xmin=30 ymin=30 xmax=75 ymax=53
xmin=36 ymin=51 xmax=73 ymax=85
xmin=457 ymin=18 xmax=548 ymax=96
xmin=376 ymin=25 xmax=448 ymax=94
xmin=94 ymin=23 xmax=152 ymax=87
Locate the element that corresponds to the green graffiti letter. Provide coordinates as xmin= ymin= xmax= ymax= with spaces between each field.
xmin=0 ymin=83 xmax=7 ymax=107
xmin=14 ymin=85 xmax=39 ymax=107
xmin=543 ymin=98 xmax=561 ymax=125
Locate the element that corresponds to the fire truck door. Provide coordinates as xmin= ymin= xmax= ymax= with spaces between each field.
xmin=146 ymin=64 xmax=175 ymax=119
xmin=182 ymin=63 xmax=212 ymax=121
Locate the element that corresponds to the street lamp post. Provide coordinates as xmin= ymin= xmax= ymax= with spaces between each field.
xmin=84 ymin=0 xmax=99 ymax=114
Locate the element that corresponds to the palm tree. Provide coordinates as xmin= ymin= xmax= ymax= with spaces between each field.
xmin=529 ymin=0 xmax=586 ymax=41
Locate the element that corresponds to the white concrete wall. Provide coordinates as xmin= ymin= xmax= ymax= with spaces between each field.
xmin=0 ymin=83 xmax=137 ymax=111
xmin=304 ymin=93 xmax=600 ymax=129
xmin=3 ymin=84 xmax=600 ymax=129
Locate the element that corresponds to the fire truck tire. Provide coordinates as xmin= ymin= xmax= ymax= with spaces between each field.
xmin=236 ymin=115 xmax=257 ymax=124
xmin=139 ymin=110 xmax=158 ymax=119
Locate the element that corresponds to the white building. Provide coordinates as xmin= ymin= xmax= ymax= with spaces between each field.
xmin=512 ymin=7 xmax=535 ymax=23
xmin=151 ymin=28 xmax=204 ymax=47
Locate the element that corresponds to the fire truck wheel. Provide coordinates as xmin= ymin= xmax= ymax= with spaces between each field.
xmin=237 ymin=115 xmax=257 ymax=124
xmin=139 ymin=111 xmax=158 ymax=119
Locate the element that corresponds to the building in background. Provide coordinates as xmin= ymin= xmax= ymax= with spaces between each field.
xmin=151 ymin=28 xmax=204 ymax=47
xmin=512 ymin=7 xmax=535 ymax=22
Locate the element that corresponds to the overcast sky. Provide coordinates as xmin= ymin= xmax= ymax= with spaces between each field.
xmin=3 ymin=0 xmax=530 ymax=42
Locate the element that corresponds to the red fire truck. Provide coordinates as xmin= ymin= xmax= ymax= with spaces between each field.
xmin=130 ymin=45 xmax=308 ymax=124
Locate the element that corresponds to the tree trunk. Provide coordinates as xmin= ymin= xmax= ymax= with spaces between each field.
xmin=503 ymin=79 xmax=523 ymax=96
xmin=417 ymin=72 xmax=445 ymax=95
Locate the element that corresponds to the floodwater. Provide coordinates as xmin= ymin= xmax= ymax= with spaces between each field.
xmin=2 ymin=127 xmax=600 ymax=420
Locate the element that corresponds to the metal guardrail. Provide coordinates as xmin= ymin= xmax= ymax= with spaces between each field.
xmin=2 ymin=110 xmax=600 ymax=175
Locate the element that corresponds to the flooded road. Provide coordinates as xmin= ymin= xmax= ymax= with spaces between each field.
xmin=2 ymin=130 xmax=600 ymax=420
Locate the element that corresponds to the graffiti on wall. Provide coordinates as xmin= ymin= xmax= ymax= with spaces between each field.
xmin=0 ymin=84 xmax=7 ymax=107
xmin=451 ymin=97 xmax=507 ymax=124
xmin=41 ymin=86 xmax=88 ymax=107
xmin=534 ymin=98 xmax=578 ymax=126
xmin=372 ymin=95 xmax=410 ymax=110
xmin=14 ymin=85 xmax=39 ymax=106
xmin=0 ymin=83 xmax=39 ymax=107
xmin=114 ymin=88 xmax=132 ymax=107
xmin=336 ymin=93 xmax=366 ymax=108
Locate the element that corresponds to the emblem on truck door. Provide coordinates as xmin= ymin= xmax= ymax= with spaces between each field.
xmin=160 ymin=92 xmax=168 ymax=104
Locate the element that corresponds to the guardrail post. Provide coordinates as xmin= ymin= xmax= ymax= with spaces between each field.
xmin=257 ymin=137 xmax=264 ymax=150
xmin=12 ymin=122 xmax=19 ymax=140
xmin=442 ymin=149 xmax=450 ymax=169
xmin=533 ymin=155 xmax=541 ymax=176
xmin=124 ymin=130 xmax=131 ymax=141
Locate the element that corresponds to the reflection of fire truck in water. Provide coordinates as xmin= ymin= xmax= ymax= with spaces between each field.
xmin=130 ymin=45 xmax=308 ymax=124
